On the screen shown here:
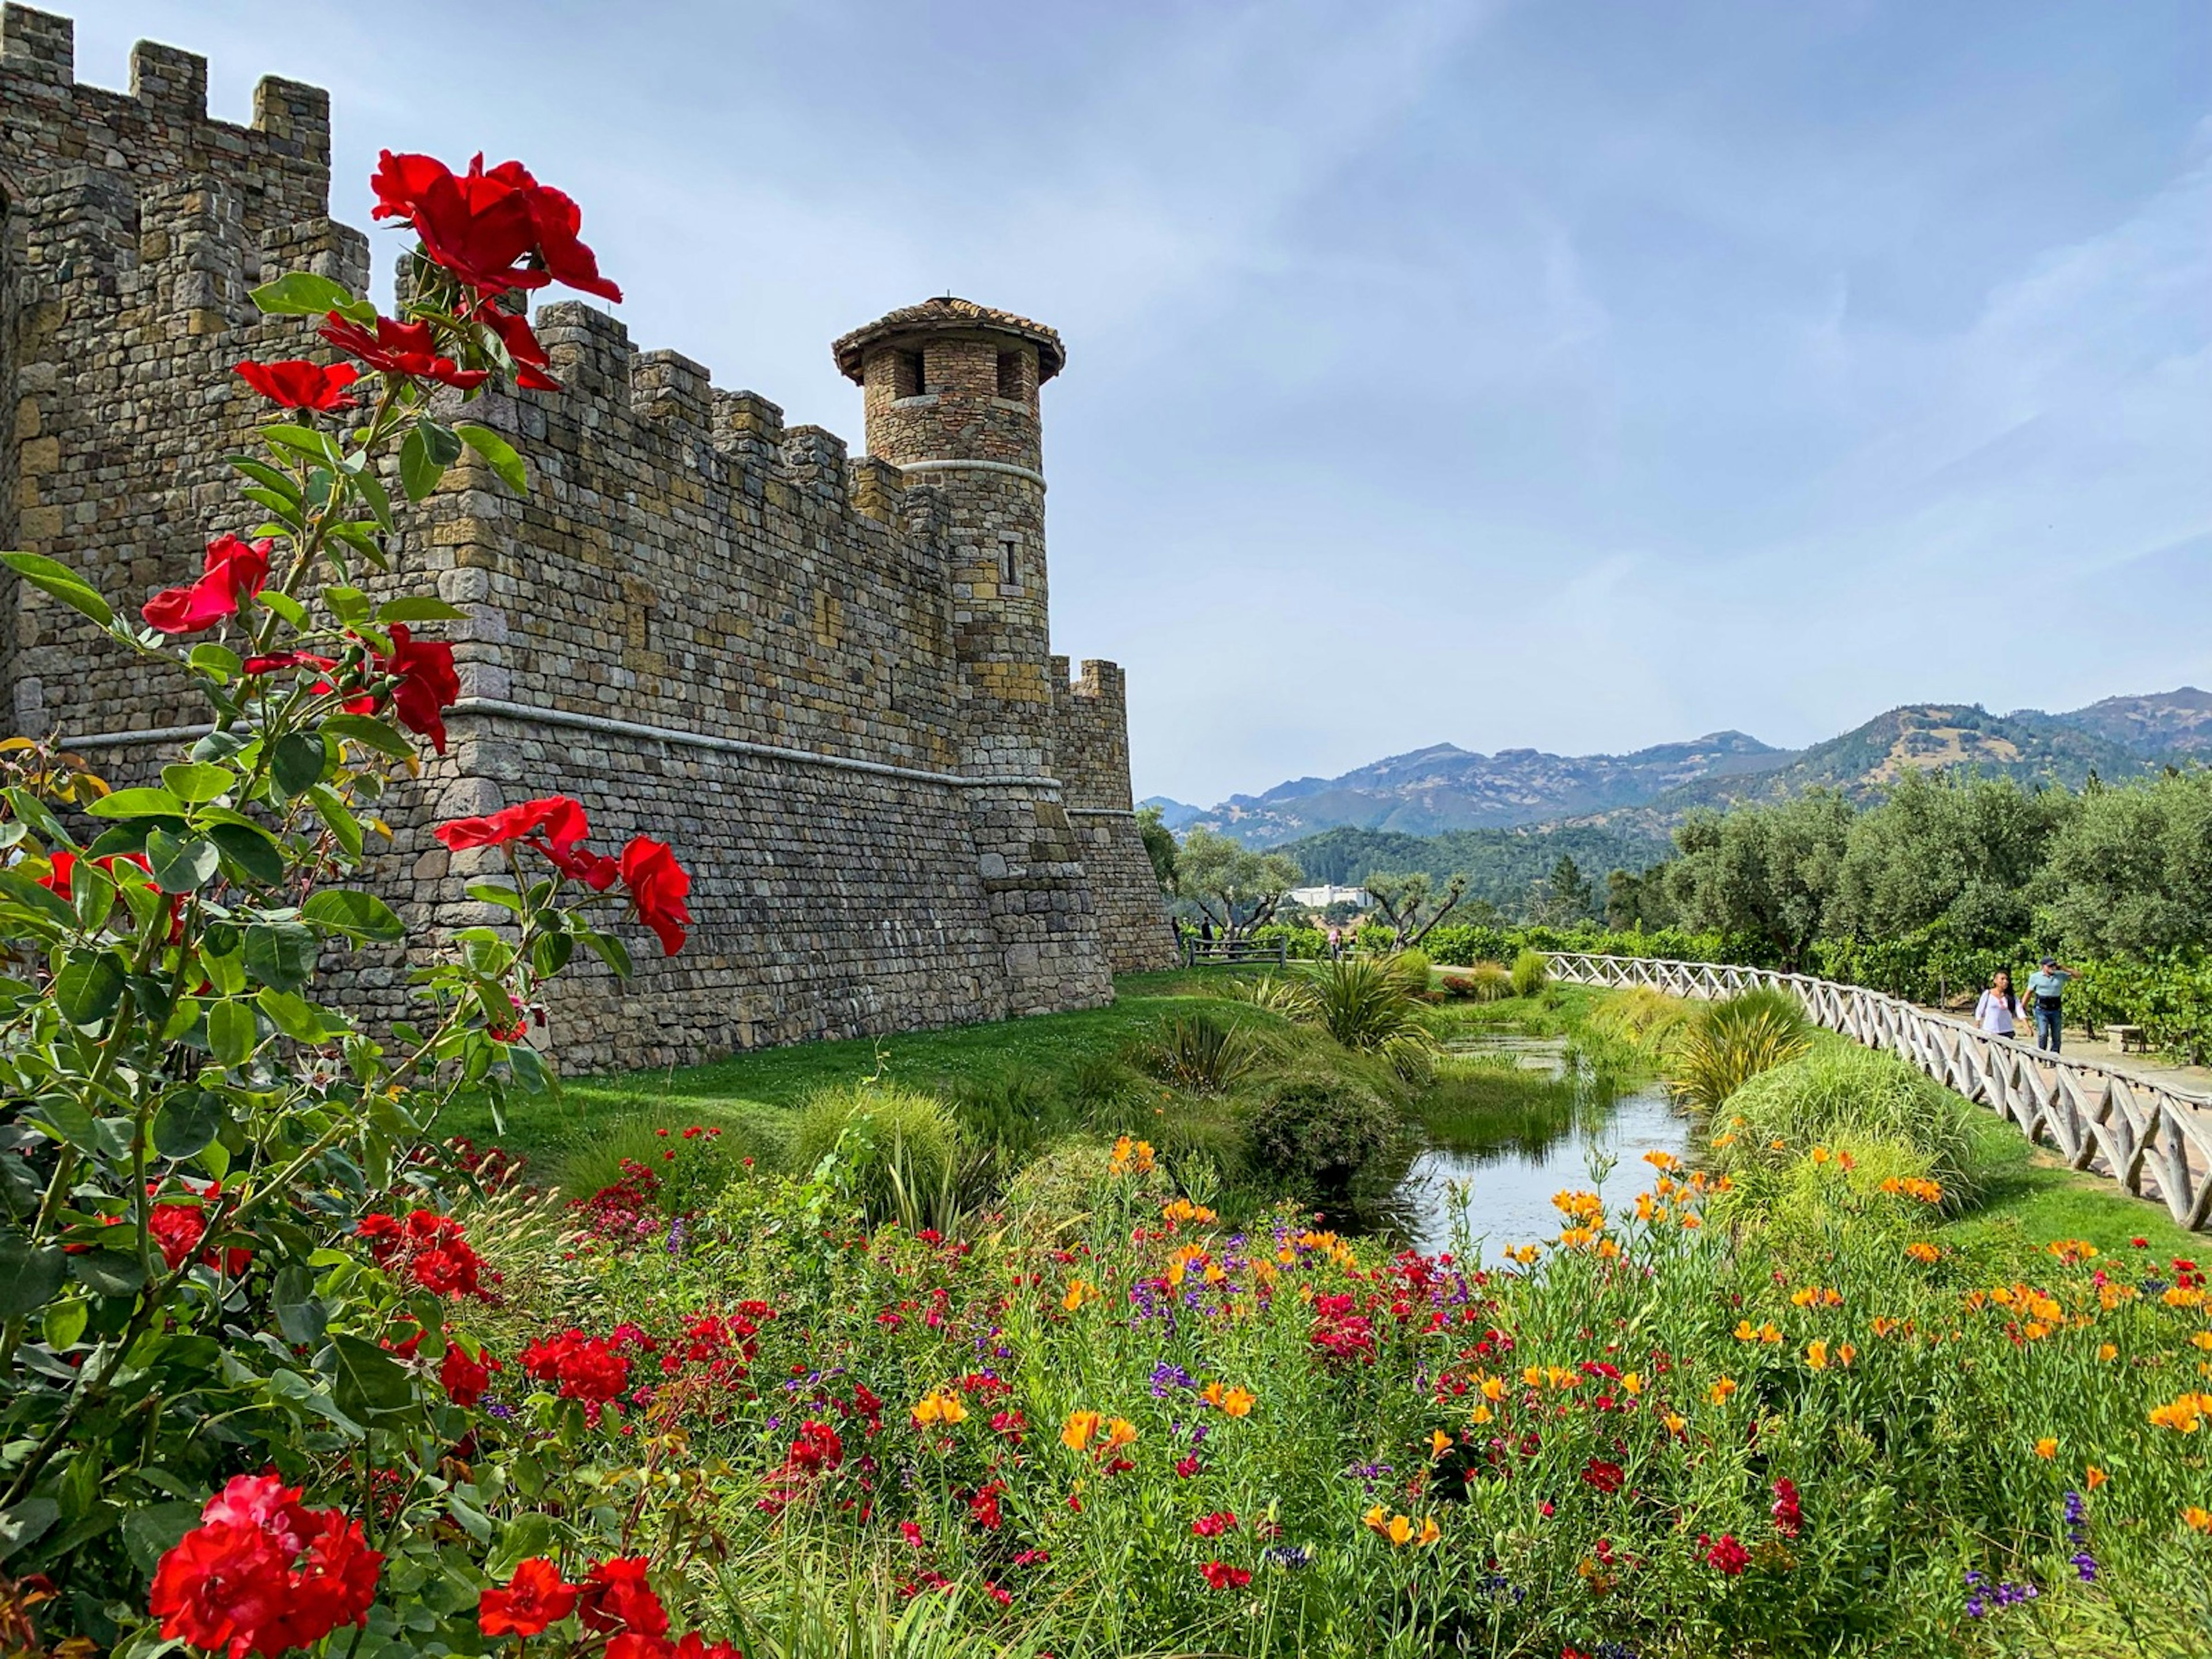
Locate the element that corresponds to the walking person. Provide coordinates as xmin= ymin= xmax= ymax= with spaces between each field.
xmin=1327 ymin=925 xmax=1342 ymax=961
xmin=2025 ymin=957 xmax=2077 ymax=1053
xmin=1975 ymin=969 xmax=2018 ymax=1040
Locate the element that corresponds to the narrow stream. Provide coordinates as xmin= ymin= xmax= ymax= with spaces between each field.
xmin=1385 ymin=1033 xmax=1693 ymax=1256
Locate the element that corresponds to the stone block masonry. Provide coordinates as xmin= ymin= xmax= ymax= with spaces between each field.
xmin=0 ymin=6 xmax=1177 ymax=1072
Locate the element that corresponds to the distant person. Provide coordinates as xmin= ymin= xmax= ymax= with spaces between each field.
xmin=1199 ymin=916 xmax=1215 ymax=944
xmin=1327 ymin=926 xmax=1342 ymax=960
xmin=1975 ymin=969 xmax=2018 ymax=1040
xmin=2025 ymin=957 xmax=2077 ymax=1053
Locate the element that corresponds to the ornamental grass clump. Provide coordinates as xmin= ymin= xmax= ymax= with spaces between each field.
xmin=1509 ymin=946 xmax=1551 ymax=998
xmin=1668 ymin=985 xmax=1813 ymax=1112
xmin=1140 ymin=1012 xmax=1263 ymax=1095
xmin=792 ymin=1081 xmax=963 ymax=1225
xmin=1300 ymin=955 xmax=1441 ymax=1081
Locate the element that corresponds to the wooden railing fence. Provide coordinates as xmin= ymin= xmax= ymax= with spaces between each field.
xmin=1179 ymin=935 xmax=1290 ymax=969
xmin=1545 ymin=952 xmax=2212 ymax=1232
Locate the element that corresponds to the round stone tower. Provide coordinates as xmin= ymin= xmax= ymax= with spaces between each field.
xmin=832 ymin=298 xmax=1111 ymax=1015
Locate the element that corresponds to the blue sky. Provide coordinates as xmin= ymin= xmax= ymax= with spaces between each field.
xmin=81 ymin=2 xmax=2212 ymax=804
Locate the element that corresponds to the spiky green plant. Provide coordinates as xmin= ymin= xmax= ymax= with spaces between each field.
xmin=1509 ymin=948 xmax=1551 ymax=999
xmin=1301 ymin=956 xmax=1440 ymax=1081
xmin=1668 ymin=987 xmax=1813 ymax=1112
xmin=1141 ymin=1012 xmax=1262 ymax=1095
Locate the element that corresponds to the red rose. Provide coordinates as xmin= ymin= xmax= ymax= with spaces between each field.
xmin=142 ymin=535 xmax=272 ymax=635
xmin=234 ymin=359 xmax=360 ymax=411
xmin=478 ymin=1557 xmax=578 ymax=1637
xmin=319 ymin=311 xmax=489 ymax=390
xmin=605 ymin=1638 xmax=675 ymax=1659
xmin=147 ymin=1202 xmax=207 ymax=1271
xmin=619 ymin=835 xmax=692 ymax=957
xmin=241 ymin=651 xmax=339 ymax=680
xmin=1199 ymin=1560 xmax=1251 ymax=1591
xmin=543 ymin=839 xmax=622 ymax=891
xmin=150 ymin=1476 xmax=381 ymax=1658
xmin=436 ymin=796 xmax=592 ymax=854
xmin=1581 ymin=1458 xmax=1626 ymax=1495
xmin=577 ymin=1557 xmax=666 ymax=1636
xmin=355 ymin=1213 xmax=403 ymax=1264
xmin=1701 ymin=1532 xmax=1749 ymax=1575
xmin=672 ymin=1636 xmax=744 ymax=1659
xmin=370 ymin=150 xmax=622 ymax=303
xmin=354 ymin=624 xmax=459 ymax=754
xmin=478 ymin=305 xmax=561 ymax=392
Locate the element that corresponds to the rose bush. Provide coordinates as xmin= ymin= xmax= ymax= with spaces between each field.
xmin=0 ymin=152 xmax=717 ymax=1657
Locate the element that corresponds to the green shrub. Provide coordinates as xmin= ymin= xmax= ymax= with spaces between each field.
xmin=1585 ymin=986 xmax=1694 ymax=1059
xmin=1668 ymin=988 xmax=1812 ymax=1112
xmin=554 ymin=1105 xmax=781 ymax=1206
xmin=1510 ymin=948 xmax=1550 ymax=998
xmin=1139 ymin=1013 xmax=1262 ymax=1094
xmin=1210 ymin=972 xmax=1316 ymax=1018
xmin=1389 ymin=948 xmax=1435 ymax=997
xmin=1248 ymin=1074 xmax=1399 ymax=1191
xmin=1712 ymin=1043 xmax=1988 ymax=1211
xmin=791 ymin=1081 xmax=962 ymax=1224
xmin=1301 ymin=956 xmax=1440 ymax=1080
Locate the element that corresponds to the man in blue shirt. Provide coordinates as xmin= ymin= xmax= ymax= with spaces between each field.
xmin=2024 ymin=957 xmax=2077 ymax=1053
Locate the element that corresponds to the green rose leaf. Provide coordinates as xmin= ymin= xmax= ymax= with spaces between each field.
xmin=376 ymin=596 xmax=469 ymax=623
xmin=145 ymin=830 xmax=221 ymax=895
xmin=0 ymin=1498 xmax=60 ymax=1562
xmin=209 ymin=821 xmax=285 ymax=886
xmin=70 ymin=1249 xmax=147 ymax=1299
xmin=322 ymin=713 xmax=415 ymax=761
xmin=301 ymin=888 xmax=405 ymax=943
xmin=330 ymin=1332 xmax=417 ymax=1422
xmin=506 ymin=1041 xmax=555 ymax=1097
xmin=305 ymin=786 xmax=364 ymax=861
xmin=41 ymin=1296 xmax=87 ymax=1349
xmin=578 ymin=927 xmax=635 ymax=980
xmin=243 ymin=919 xmax=318 ymax=993
xmin=206 ymin=999 xmax=257 ymax=1067
xmin=0 ymin=551 xmax=114 ymax=630
xmin=485 ymin=1510 xmax=558 ymax=1578
xmin=271 ymin=731 xmax=329 ymax=798
xmin=272 ymin=1264 xmax=328 ymax=1347
xmin=53 ymin=951 xmax=127 ymax=1025
xmin=0 ymin=869 xmax=77 ymax=930
xmin=122 ymin=1501 xmax=203 ymax=1574
xmin=398 ymin=427 xmax=442 ymax=503
xmin=255 ymin=589 xmax=309 ymax=629
xmin=0 ymin=1232 xmax=66 ymax=1317
xmin=160 ymin=761 xmax=236 ymax=804
xmin=154 ymin=1090 xmax=225 ymax=1158
xmin=418 ymin=419 xmax=464 ymax=467
xmin=456 ymin=423 xmax=528 ymax=493
xmin=85 ymin=787 xmax=189 ymax=821
xmin=256 ymin=988 xmax=329 ymax=1043
xmin=248 ymin=271 xmax=357 ymax=316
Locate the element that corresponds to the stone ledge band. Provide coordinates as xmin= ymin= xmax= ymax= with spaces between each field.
xmin=58 ymin=698 xmax=1069 ymax=793
xmin=889 ymin=458 xmax=1047 ymax=488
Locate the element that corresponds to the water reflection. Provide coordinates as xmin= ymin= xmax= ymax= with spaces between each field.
xmin=1387 ymin=1036 xmax=1692 ymax=1256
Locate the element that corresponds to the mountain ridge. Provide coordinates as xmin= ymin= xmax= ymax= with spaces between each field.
xmin=1165 ymin=688 xmax=2203 ymax=849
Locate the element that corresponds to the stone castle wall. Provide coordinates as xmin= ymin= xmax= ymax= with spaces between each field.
xmin=0 ymin=6 xmax=1176 ymax=1072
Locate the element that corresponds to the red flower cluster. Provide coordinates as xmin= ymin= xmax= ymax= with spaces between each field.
xmin=967 ymin=1482 xmax=1006 ymax=1531
xmin=148 ymin=1474 xmax=381 ymax=1658
xmin=317 ymin=312 xmax=488 ymax=389
xmin=1700 ymin=1532 xmax=1750 ymax=1575
xmin=1191 ymin=1510 xmax=1237 ymax=1539
xmin=362 ymin=624 xmax=461 ymax=754
xmin=478 ymin=1556 xmax=578 ymax=1637
xmin=1308 ymin=1293 xmax=1377 ymax=1366
xmin=518 ymin=1329 xmax=632 ymax=1407
xmin=1199 ymin=1560 xmax=1251 ymax=1591
xmin=1771 ymin=1476 xmax=1802 ymax=1539
xmin=372 ymin=151 xmax=621 ymax=304
xmin=234 ymin=358 xmax=361 ymax=411
xmin=787 ymin=1420 xmax=843 ymax=1475
xmin=434 ymin=795 xmax=692 ymax=956
xmin=355 ymin=1209 xmax=490 ymax=1299
xmin=1581 ymin=1457 xmax=1626 ymax=1495
xmin=142 ymin=535 xmax=271 ymax=636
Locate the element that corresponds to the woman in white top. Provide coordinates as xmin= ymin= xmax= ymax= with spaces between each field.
xmin=1975 ymin=969 xmax=2018 ymax=1037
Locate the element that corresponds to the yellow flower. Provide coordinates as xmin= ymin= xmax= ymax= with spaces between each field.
xmin=1220 ymin=1386 xmax=1256 ymax=1418
xmin=1759 ymin=1322 xmax=1782 ymax=1346
xmin=1469 ymin=1402 xmax=1493 ymax=1426
xmin=913 ymin=1395 xmax=943 ymax=1427
xmin=1429 ymin=1430 xmax=1453 ymax=1457
xmin=1363 ymin=1504 xmax=1388 ymax=1533
xmin=1806 ymin=1340 xmax=1830 ymax=1371
xmin=1643 ymin=1149 xmax=1679 ymax=1172
xmin=1621 ymin=1372 xmax=1643 ymax=1397
xmin=1663 ymin=1412 xmax=1686 ymax=1434
xmin=1104 ymin=1417 xmax=1137 ymax=1448
xmin=1387 ymin=1514 xmax=1414 ymax=1546
xmin=1060 ymin=1408 xmax=1101 ymax=1450
xmin=1523 ymin=1365 xmax=1544 ymax=1388
xmin=1416 ymin=1516 xmax=1441 ymax=1547
xmin=2086 ymin=1465 xmax=2108 ymax=1490
xmin=913 ymin=1389 xmax=966 ymax=1428
xmin=2098 ymin=1342 xmax=2118 ymax=1362
xmin=1062 ymin=1278 xmax=1094 ymax=1312
xmin=2184 ymin=1506 xmax=2212 ymax=1535
xmin=1734 ymin=1320 xmax=1759 ymax=1342
xmin=2034 ymin=1437 xmax=2058 ymax=1460
xmin=1480 ymin=1374 xmax=1508 ymax=1403
xmin=1708 ymin=1377 xmax=1737 ymax=1406
xmin=1906 ymin=1242 xmax=1941 ymax=1264
xmin=1835 ymin=1342 xmax=1856 ymax=1368
xmin=2192 ymin=1332 xmax=2212 ymax=1353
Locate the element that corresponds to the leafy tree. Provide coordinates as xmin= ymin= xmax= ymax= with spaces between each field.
xmin=1824 ymin=772 xmax=2067 ymax=949
xmin=1605 ymin=863 xmax=1677 ymax=930
xmin=1364 ymin=869 xmax=1471 ymax=949
xmin=2035 ymin=770 xmax=2212 ymax=956
xmin=1665 ymin=791 xmax=1852 ymax=969
xmin=1135 ymin=802 xmax=1179 ymax=893
xmin=1525 ymin=854 xmax=1596 ymax=926
xmin=1174 ymin=827 xmax=1302 ymax=939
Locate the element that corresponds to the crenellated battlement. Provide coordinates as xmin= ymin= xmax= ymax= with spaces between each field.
xmin=0 ymin=6 xmax=1177 ymax=1067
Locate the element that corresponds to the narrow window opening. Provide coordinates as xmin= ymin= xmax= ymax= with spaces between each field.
xmin=893 ymin=349 xmax=924 ymax=399
xmin=997 ymin=532 xmax=1020 ymax=589
xmin=995 ymin=350 xmax=1024 ymax=400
